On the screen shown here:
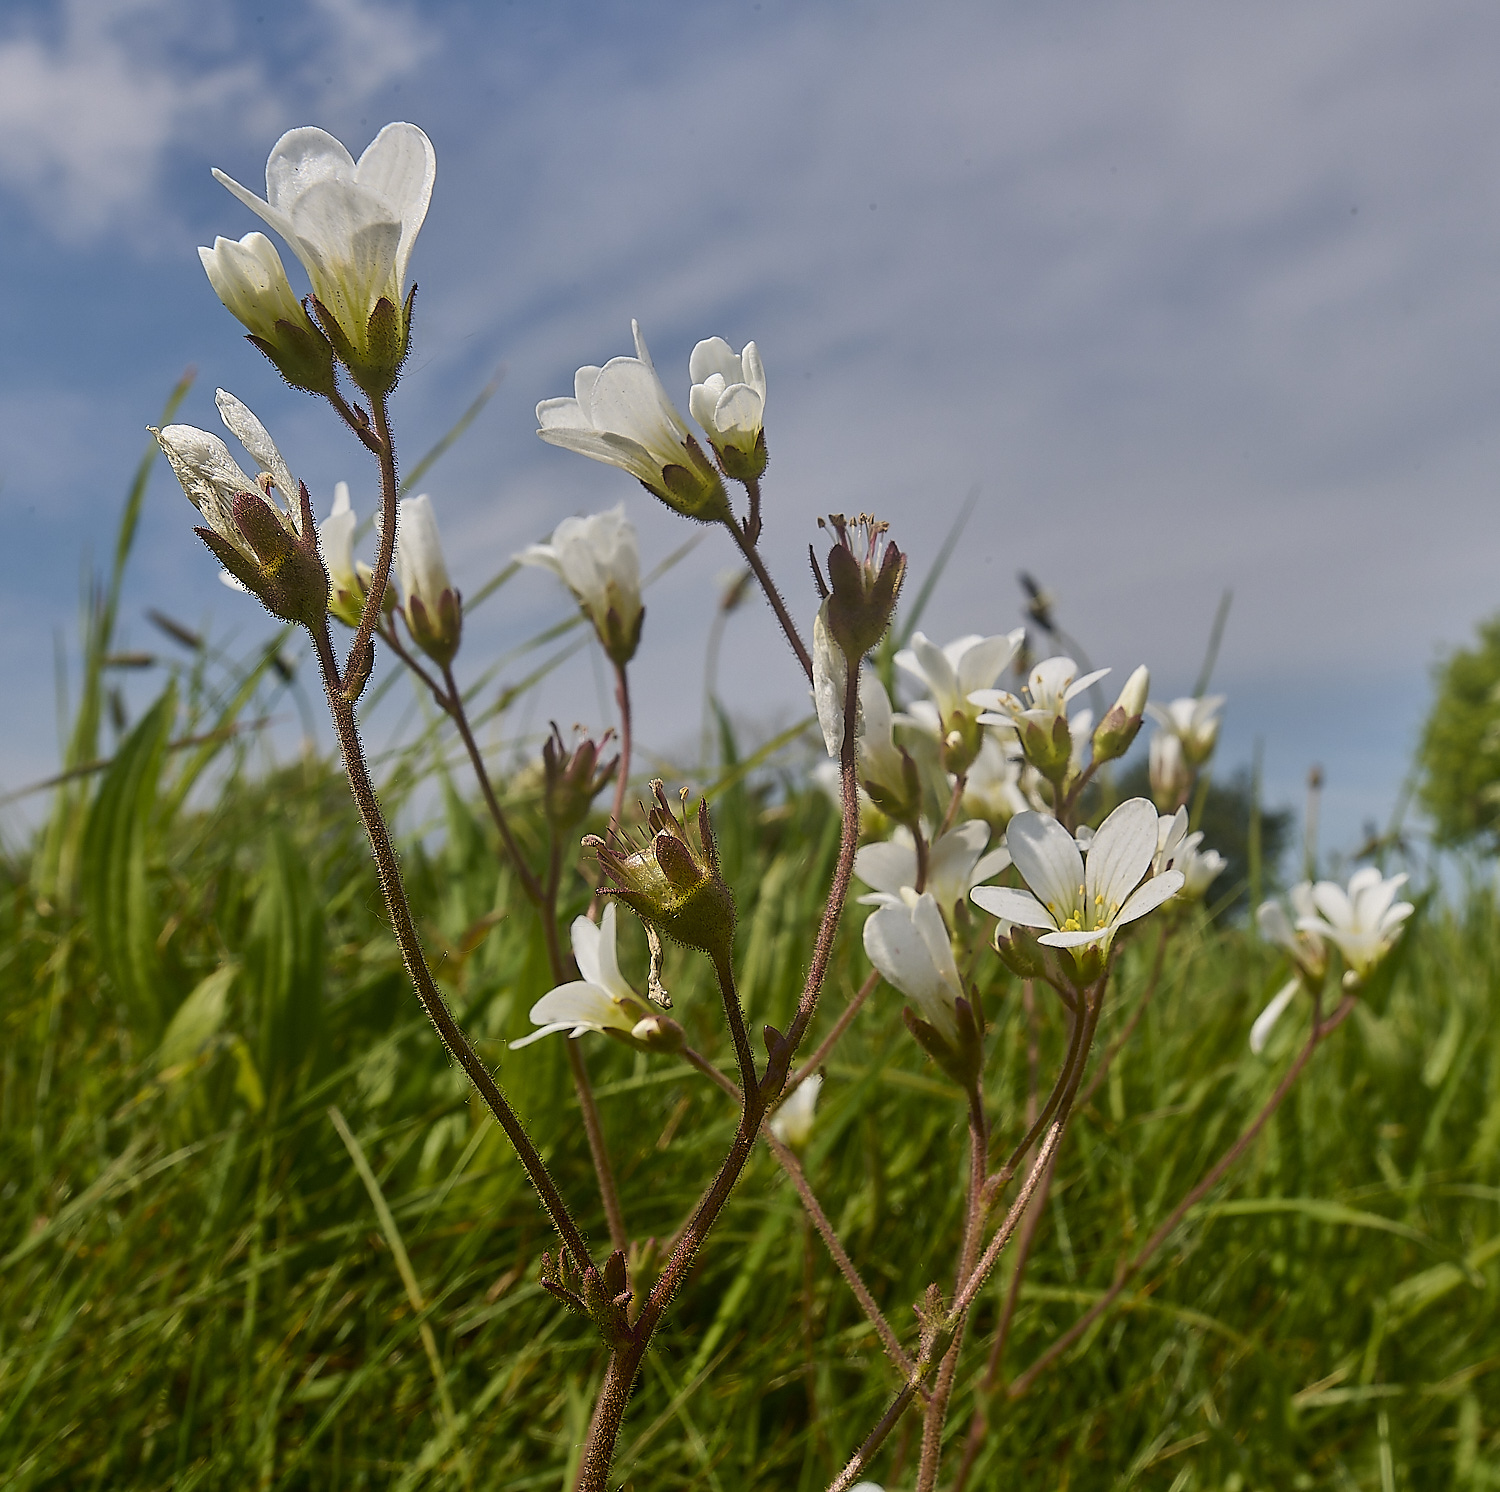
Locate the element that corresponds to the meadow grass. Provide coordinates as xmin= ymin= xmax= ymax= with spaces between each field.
xmin=3 ymin=435 xmax=1499 ymax=1490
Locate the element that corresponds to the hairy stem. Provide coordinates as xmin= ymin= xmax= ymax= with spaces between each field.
xmin=713 ymin=951 xmax=761 ymax=1106
xmin=1005 ymin=991 xmax=1358 ymax=1399
xmin=724 ymin=516 xmax=812 ymax=682
xmin=787 ymin=970 xmax=879 ymax=1093
xmin=783 ymin=660 xmax=862 ymax=1061
xmin=764 ymin=1127 xmax=918 ymax=1382
xmin=609 ymin=661 xmax=632 ymax=836
xmin=340 ymin=394 xmax=399 ymax=695
xmin=827 ymin=1384 xmax=919 ymax=1492
xmin=309 ymin=618 xmax=593 ymax=1273
xmin=916 ymin=1085 xmax=990 ymax=1492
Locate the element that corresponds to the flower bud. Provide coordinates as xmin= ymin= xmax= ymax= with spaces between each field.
xmin=155 ymin=401 xmax=328 ymax=628
xmin=199 ymin=233 xmax=338 ymax=396
xmin=814 ymin=514 xmax=907 ymax=665
xmin=1149 ymin=731 xmax=1192 ymax=811
xmin=689 ymin=337 xmax=768 ymax=482
xmin=394 ymin=494 xmax=462 ymax=667
xmin=542 ymin=724 xmax=617 ymax=835
xmin=1091 ymin=664 xmax=1150 ymax=766
xmin=627 ymin=1012 xmax=685 ymax=1053
xmin=585 ymin=781 xmax=737 ymax=965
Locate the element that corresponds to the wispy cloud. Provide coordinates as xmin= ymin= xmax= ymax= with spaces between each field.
xmin=0 ymin=0 xmax=434 ymax=241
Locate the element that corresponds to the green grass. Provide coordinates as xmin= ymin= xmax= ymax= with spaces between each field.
xmin=4 ymin=429 xmax=1500 ymax=1490
xmin=4 ymin=715 xmax=1500 ymax=1489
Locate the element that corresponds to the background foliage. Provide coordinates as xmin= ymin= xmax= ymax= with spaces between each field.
xmin=3 ymin=435 xmax=1500 ymax=1491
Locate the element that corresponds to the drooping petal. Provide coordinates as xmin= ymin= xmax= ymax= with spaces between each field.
xmin=813 ymin=602 xmax=849 ymax=758
xmin=215 ymin=389 xmax=299 ymax=520
xmin=1250 ymin=978 xmax=1300 ymax=1054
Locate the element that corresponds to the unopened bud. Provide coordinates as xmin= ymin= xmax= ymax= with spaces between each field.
xmin=543 ymin=724 xmax=617 ymax=834
xmin=1091 ymin=664 xmax=1149 ymax=766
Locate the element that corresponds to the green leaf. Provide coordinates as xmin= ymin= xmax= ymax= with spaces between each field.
xmin=158 ymin=964 xmax=238 ymax=1073
xmin=79 ymin=684 xmax=177 ymax=1038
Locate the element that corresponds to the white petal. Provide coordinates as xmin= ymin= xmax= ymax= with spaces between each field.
xmin=1062 ymin=666 xmax=1111 ymax=702
xmin=813 ymin=602 xmax=848 ymax=758
xmin=688 ymin=336 xmax=741 ymax=385
xmin=971 ymin=847 xmax=1013 ymax=884
xmin=354 ymin=121 xmax=436 ymax=286
xmin=537 ymin=396 xmax=592 ymax=432
xmin=1085 ymin=798 xmax=1159 ymax=912
xmin=1114 ymin=868 xmax=1184 ymax=926
xmin=1250 ymin=979 xmax=1300 ymax=1054
xmin=570 ymin=913 xmax=604 ymax=988
xmin=853 ymin=838 xmax=918 ymax=896
xmin=711 ymin=382 xmax=763 ymax=438
xmin=955 ymin=633 xmax=1021 ymax=696
xmin=969 ymin=885 xmax=1056 ymax=930
xmin=263 ymin=126 xmax=357 ymax=212
xmin=526 ymin=981 xmax=632 ymax=1034
xmin=1005 ymin=812 xmax=1085 ymax=917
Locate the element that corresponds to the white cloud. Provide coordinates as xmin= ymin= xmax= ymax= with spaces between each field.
xmin=0 ymin=0 xmax=434 ymax=240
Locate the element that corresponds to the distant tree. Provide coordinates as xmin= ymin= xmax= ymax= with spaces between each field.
xmin=1417 ymin=614 xmax=1500 ymax=849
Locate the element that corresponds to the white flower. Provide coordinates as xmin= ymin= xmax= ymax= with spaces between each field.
xmin=198 ymin=231 xmax=306 ymax=341
xmin=1248 ymin=880 xmax=1343 ymax=1050
xmin=394 ymin=493 xmax=461 ymax=666
xmin=863 ymin=890 xmax=965 ymax=1043
xmin=970 ymin=799 xmax=1183 ymax=965
xmin=1153 ymin=808 xmax=1227 ymax=902
xmin=154 ymin=393 xmax=324 ymax=624
xmin=537 ymin=321 xmax=730 ymax=523
xmin=212 ymin=123 xmax=435 ymax=379
xmin=768 ymin=1073 xmax=822 ymax=1148
xmin=897 ymin=631 xmax=1025 ymax=745
xmin=1257 ymin=883 xmax=1326 ymax=975
xmin=1149 ymin=730 xmax=1192 ymax=811
xmin=1297 ymin=867 xmax=1414 ymax=982
xmin=1147 ymin=694 xmax=1226 ymax=768
xmin=319 ymin=481 xmax=361 ymax=624
xmin=973 ymin=654 xmax=1110 ymax=782
xmin=511 ymin=904 xmax=659 ymax=1048
xmin=518 ymin=503 xmax=644 ymax=666
xmin=688 ymin=337 xmax=767 ymax=479
xmin=855 ymin=820 xmax=1011 ymax=919
xmin=962 ymin=733 xmax=1029 ymax=824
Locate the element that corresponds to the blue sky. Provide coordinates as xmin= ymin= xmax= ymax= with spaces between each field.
xmin=4 ymin=0 xmax=1500 ymax=857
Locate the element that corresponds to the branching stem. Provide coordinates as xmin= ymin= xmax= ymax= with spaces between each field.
xmin=1005 ymin=991 xmax=1357 ymax=1399
xmin=309 ymin=617 xmax=593 ymax=1274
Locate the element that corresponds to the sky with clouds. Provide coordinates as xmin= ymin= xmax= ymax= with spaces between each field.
xmin=3 ymin=0 xmax=1499 ymax=858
